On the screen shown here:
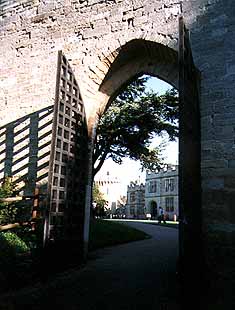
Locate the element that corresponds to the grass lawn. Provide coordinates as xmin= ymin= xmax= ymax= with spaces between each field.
xmin=88 ymin=219 xmax=151 ymax=251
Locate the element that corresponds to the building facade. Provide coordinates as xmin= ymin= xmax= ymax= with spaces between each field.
xmin=125 ymin=165 xmax=179 ymax=221
xmin=145 ymin=165 xmax=178 ymax=221
xmin=125 ymin=182 xmax=145 ymax=219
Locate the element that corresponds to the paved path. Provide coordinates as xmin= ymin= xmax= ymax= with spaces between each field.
xmin=0 ymin=221 xmax=179 ymax=310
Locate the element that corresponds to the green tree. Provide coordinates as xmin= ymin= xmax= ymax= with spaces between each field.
xmin=92 ymin=183 xmax=108 ymax=218
xmin=0 ymin=176 xmax=18 ymax=225
xmin=0 ymin=177 xmax=32 ymax=228
xmin=93 ymin=76 xmax=178 ymax=177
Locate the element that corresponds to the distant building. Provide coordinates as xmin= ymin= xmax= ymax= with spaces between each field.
xmin=94 ymin=170 xmax=125 ymax=215
xmin=145 ymin=165 xmax=178 ymax=220
xmin=125 ymin=165 xmax=179 ymax=221
xmin=125 ymin=182 xmax=145 ymax=219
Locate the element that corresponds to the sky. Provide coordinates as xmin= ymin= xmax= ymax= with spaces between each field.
xmin=95 ymin=76 xmax=179 ymax=195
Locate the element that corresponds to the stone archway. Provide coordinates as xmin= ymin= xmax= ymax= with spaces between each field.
xmin=84 ymin=35 xmax=202 ymax=303
xmin=82 ymin=39 xmax=181 ymax=256
xmin=85 ymin=38 xmax=180 ymax=232
xmin=87 ymin=39 xmax=178 ymax=130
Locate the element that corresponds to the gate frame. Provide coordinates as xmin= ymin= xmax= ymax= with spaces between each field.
xmin=43 ymin=51 xmax=88 ymax=263
xmin=178 ymin=15 xmax=205 ymax=305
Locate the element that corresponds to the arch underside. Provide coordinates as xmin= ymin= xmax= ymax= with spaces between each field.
xmin=98 ymin=39 xmax=178 ymax=110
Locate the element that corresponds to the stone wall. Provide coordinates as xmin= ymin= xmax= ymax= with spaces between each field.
xmin=0 ymin=0 xmax=183 ymax=127
xmin=0 ymin=0 xmax=182 ymax=191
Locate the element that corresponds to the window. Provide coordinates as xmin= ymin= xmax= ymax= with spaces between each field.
xmin=165 ymin=178 xmax=174 ymax=192
xmin=130 ymin=192 xmax=135 ymax=202
xmin=130 ymin=206 xmax=135 ymax=215
xmin=148 ymin=180 xmax=157 ymax=193
xmin=165 ymin=179 xmax=169 ymax=192
xmin=170 ymin=178 xmax=174 ymax=191
xmin=165 ymin=197 xmax=174 ymax=212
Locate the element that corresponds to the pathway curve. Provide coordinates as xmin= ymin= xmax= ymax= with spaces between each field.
xmin=0 ymin=221 xmax=179 ymax=310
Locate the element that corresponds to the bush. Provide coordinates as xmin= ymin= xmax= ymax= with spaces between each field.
xmin=0 ymin=231 xmax=29 ymax=258
xmin=0 ymin=176 xmax=18 ymax=225
xmin=0 ymin=231 xmax=31 ymax=292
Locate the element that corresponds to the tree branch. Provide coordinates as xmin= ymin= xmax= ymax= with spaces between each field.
xmin=93 ymin=148 xmax=110 ymax=177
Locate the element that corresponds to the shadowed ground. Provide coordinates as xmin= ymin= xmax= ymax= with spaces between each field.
xmin=0 ymin=221 xmax=179 ymax=310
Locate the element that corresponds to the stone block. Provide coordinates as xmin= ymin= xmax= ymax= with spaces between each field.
xmin=111 ymin=21 xmax=124 ymax=32
xmin=122 ymin=10 xmax=134 ymax=21
xmin=201 ymin=159 xmax=228 ymax=169
xmin=202 ymin=177 xmax=224 ymax=190
xmin=37 ymin=2 xmax=56 ymax=14
xmin=109 ymin=8 xmax=122 ymax=22
xmin=133 ymin=15 xmax=148 ymax=27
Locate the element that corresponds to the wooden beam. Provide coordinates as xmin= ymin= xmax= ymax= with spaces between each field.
xmin=0 ymin=195 xmax=41 ymax=203
xmin=0 ymin=222 xmax=30 ymax=231
xmin=0 ymin=197 xmax=25 ymax=202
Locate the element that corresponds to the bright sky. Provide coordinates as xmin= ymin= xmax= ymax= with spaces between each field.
xmin=95 ymin=76 xmax=179 ymax=195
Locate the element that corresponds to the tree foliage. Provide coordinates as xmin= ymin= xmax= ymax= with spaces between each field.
xmin=93 ymin=76 xmax=179 ymax=177
xmin=0 ymin=177 xmax=33 ymax=227
xmin=0 ymin=177 xmax=18 ymax=225
xmin=92 ymin=183 xmax=108 ymax=218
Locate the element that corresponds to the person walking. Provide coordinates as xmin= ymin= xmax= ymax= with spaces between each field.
xmin=158 ymin=206 xmax=166 ymax=224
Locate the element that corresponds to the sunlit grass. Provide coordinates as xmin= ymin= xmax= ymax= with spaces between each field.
xmin=89 ymin=219 xmax=150 ymax=251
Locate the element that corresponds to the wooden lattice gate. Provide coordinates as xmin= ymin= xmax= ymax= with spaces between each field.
xmin=178 ymin=16 xmax=204 ymax=300
xmin=43 ymin=51 xmax=88 ymax=257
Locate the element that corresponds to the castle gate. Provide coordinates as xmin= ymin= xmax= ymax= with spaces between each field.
xmin=0 ymin=0 xmax=235 ymax=301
